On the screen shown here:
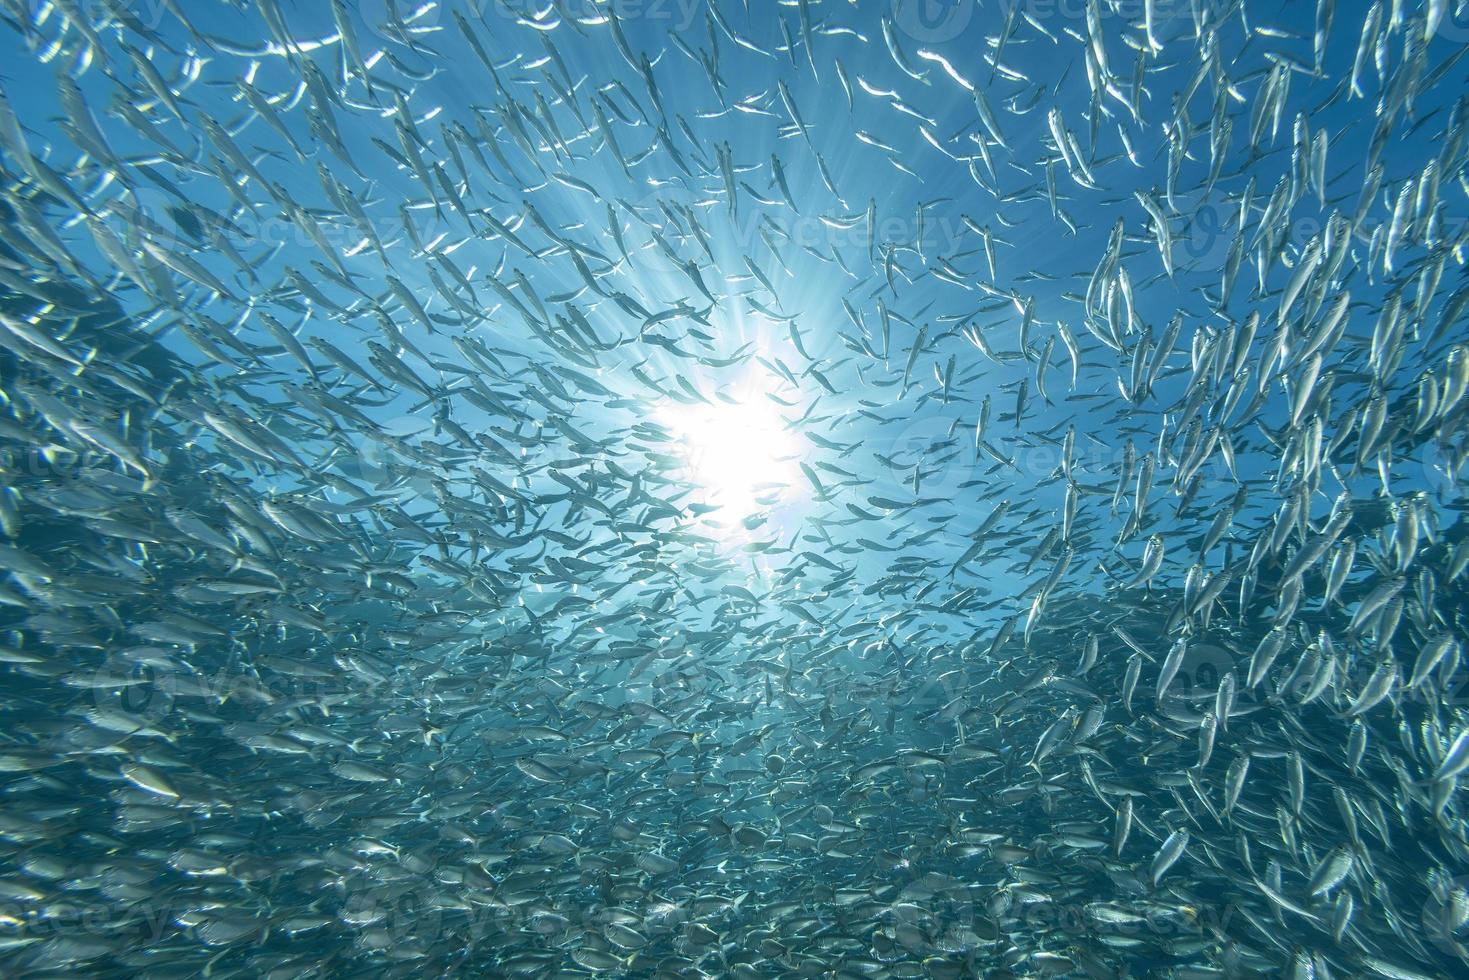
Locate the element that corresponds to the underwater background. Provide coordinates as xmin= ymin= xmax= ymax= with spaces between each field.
xmin=1 ymin=0 xmax=1468 ymax=976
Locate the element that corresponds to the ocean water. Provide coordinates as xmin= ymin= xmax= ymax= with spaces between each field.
xmin=0 ymin=0 xmax=1467 ymax=976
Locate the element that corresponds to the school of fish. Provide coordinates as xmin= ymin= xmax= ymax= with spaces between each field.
xmin=1 ymin=0 xmax=1468 ymax=976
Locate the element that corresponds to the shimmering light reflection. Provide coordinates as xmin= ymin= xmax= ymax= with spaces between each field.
xmin=661 ymin=395 xmax=802 ymax=521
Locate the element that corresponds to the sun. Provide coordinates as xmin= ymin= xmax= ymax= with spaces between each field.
xmin=660 ymin=394 xmax=802 ymax=522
